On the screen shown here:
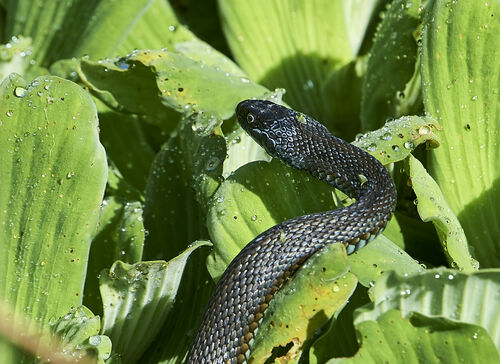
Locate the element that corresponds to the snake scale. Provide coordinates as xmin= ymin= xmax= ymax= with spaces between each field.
xmin=187 ymin=100 xmax=397 ymax=363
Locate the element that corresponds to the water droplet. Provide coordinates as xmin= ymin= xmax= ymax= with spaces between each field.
xmin=88 ymin=335 xmax=101 ymax=346
xmin=251 ymin=215 xmax=257 ymax=221
xmin=367 ymin=143 xmax=377 ymax=152
xmin=303 ymin=80 xmax=314 ymax=90
xmin=380 ymin=132 xmax=392 ymax=141
xmin=403 ymin=141 xmax=414 ymax=149
xmin=14 ymin=86 xmax=27 ymax=97
xmin=400 ymin=288 xmax=411 ymax=296
xmin=392 ymin=145 xmax=400 ymax=151
xmin=6 ymin=110 xmax=13 ymax=117
xmin=418 ymin=125 xmax=432 ymax=135
xmin=472 ymin=95 xmax=478 ymax=101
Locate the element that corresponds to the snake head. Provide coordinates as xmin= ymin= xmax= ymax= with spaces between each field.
xmin=236 ymin=99 xmax=293 ymax=157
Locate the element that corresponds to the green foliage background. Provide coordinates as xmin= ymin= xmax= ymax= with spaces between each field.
xmin=0 ymin=0 xmax=498 ymax=363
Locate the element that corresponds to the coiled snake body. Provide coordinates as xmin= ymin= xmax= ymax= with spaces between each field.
xmin=187 ymin=100 xmax=396 ymax=363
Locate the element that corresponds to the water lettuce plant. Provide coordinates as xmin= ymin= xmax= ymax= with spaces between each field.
xmin=0 ymin=0 xmax=498 ymax=363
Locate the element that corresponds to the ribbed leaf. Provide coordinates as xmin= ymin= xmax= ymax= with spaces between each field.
xmin=50 ymin=306 xmax=111 ymax=363
xmin=100 ymin=241 xmax=211 ymax=363
xmin=0 ymin=74 xmax=107 ymax=326
xmin=361 ymin=0 xmax=423 ymax=130
xmin=4 ymin=0 xmax=155 ymax=66
xmin=84 ymin=196 xmax=145 ymax=315
xmin=421 ymin=0 xmax=500 ymax=266
xmin=219 ymin=0 xmax=380 ymax=138
xmin=407 ymin=155 xmax=478 ymax=271
xmin=0 ymin=36 xmax=34 ymax=81
xmin=329 ymin=310 xmax=499 ymax=363
xmin=358 ymin=269 xmax=500 ymax=351
xmin=78 ymin=50 xmax=267 ymax=121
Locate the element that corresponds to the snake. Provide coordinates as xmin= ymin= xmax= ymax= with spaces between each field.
xmin=187 ymin=100 xmax=397 ymax=363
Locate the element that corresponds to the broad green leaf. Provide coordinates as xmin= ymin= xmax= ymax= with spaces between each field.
xmin=115 ymin=0 xmax=241 ymax=76
xmin=77 ymin=58 xmax=177 ymax=130
xmin=84 ymin=196 xmax=145 ymax=315
xmin=421 ymin=0 xmax=500 ymax=267
xmin=357 ymin=269 xmax=500 ymax=351
xmin=4 ymin=0 xmax=157 ymax=66
xmin=50 ymin=306 xmax=111 ymax=363
xmin=98 ymin=109 xmax=155 ymax=194
xmin=0 ymin=36 xmax=33 ymax=81
xmin=79 ymin=50 xmax=267 ymax=121
xmin=249 ymin=244 xmax=357 ymax=363
xmin=352 ymin=115 xmax=440 ymax=165
xmin=219 ymin=0 xmax=381 ymax=138
xmin=0 ymin=300 xmax=97 ymax=364
xmin=0 ymin=74 xmax=107 ymax=327
xmin=137 ymin=242 xmax=215 ymax=364
xmin=222 ymin=128 xmax=272 ymax=178
xmin=206 ymin=159 xmax=337 ymax=280
xmin=309 ymin=286 xmax=370 ymax=363
xmin=328 ymin=310 xmax=499 ymax=364
xmin=143 ymin=116 xmax=216 ymax=260
xmin=406 ymin=155 xmax=478 ymax=272
xmin=348 ymin=235 xmax=424 ymax=287
xmin=361 ymin=0 xmax=423 ymax=130
xmin=100 ymin=241 xmax=211 ymax=363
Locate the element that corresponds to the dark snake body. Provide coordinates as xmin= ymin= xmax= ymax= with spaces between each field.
xmin=187 ymin=100 xmax=396 ymax=363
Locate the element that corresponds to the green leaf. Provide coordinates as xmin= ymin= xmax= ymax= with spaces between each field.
xmin=219 ymin=0 xmax=380 ymax=138
xmin=348 ymin=235 xmax=425 ymax=287
xmin=406 ymin=155 xmax=478 ymax=272
xmin=4 ymin=0 xmax=159 ymax=66
xmin=84 ymin=196 xmax=145 ymax=315
xmin=352 ymin=115 xmax=440 ymax=165
xmin=0 ymin=300 xmax=100 ymax=364
xmin=50 ymin=306 xmax=111 ymax=363
xmin=328 ymin=310 xmax=499 ymax=364
xmin=143 ymin=112 xmax=226 ymax=261
xmin=77 ymin=58 xmax=177 ymax=130
xmin=249 ymin=244 xmax=357 ymax=363
xmin=137 ymin=242 xmax=214 ymax=363
xmin=421 ymin=0 xmax=500 ymax=267
xmin=309 ymin=286 xmax=370 ymax=363
xmin=358 ymin=269 xmax=500 ymax=351
xmin=0 ymin=74 xmax=107 ymax=326
xmin=99 ymin=241 xmax=211 ymax=363
xmin=0 ymin=36 xmax=33 ymax=81
xmin=206 ymin=159 xmax=337 ymax=280
xmin=361 ymin=0 xmax=423 ymax=130
xmin=79 ymin=50 xmax=267 ymax=121
xmin=98 ymin=109 xmax=155 ymax=194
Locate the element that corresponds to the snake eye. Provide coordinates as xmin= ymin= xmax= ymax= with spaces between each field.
xmin=246 ymin=113 xmax=255 ymax=123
